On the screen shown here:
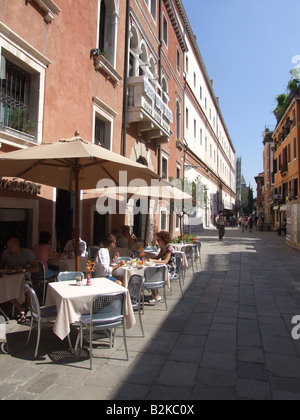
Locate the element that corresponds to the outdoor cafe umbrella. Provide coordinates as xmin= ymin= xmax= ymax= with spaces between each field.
xmin=87 ymin=182 xmax=193 ymax=243
xmin=0 ymin=136 xmax=160 ymax=270
xmin=86 ymin=182 xmax=192 ymax=201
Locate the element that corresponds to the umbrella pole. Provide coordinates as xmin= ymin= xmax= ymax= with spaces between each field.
xmin=144 ymin=196 xmax=150 ymax=246
xmin=74 ymin=159 xmax=80 ymax=272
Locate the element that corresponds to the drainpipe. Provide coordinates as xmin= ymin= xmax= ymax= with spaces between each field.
xmin=122 ymin=0 xmax=131 ymax=157
xmin=157 ymin=0 xmax=163 ymax=176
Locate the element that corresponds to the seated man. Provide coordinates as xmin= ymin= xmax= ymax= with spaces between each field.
xmin=94 ymin=235 xmax=124 ymax=285
xmin=0 ymin=238 xmax=39 ymax=323
xmin=64 ymin=230 xmax=87 ymax=257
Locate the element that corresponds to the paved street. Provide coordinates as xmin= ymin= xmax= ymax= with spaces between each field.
xmin=1 ymin=227 xmax=300 ymax=400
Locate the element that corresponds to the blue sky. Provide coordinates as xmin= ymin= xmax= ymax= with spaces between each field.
xmin=182 ymin=0 xmax=300 ymax=188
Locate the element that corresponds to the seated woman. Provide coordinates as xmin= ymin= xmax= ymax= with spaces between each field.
xmin=94 ymin=235 xmax=124 ymax=286
xmin=33 ymin=232 xmax=59 ymax=279
xmin=148 ymin=231 xmax=176 ymax=302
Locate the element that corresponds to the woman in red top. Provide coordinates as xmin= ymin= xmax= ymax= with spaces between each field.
xmin=33 ymin=232 xmax=59 ymax=279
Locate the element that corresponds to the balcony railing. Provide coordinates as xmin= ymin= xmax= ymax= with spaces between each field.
xmin=127 ymin=76 xmax=173 ymax=144
xmin=0 ymin=96 xmax=37 ymax=142
xmin=0 ymin=58 xmax=37 ymax=143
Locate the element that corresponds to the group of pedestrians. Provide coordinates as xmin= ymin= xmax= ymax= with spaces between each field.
xmin=240 ymin=215 xmax=256 ymax=233
xmin=215 ymin=213 xmax=258 ymax=240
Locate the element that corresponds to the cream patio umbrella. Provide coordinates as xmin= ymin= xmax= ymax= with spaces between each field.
xmin=86 ymin=183 xmax=192 ymax=201
xmin=87 ymin=182 xmax=193 ymax=243
xmin=0 ymin=136 xmax=160 ymax=270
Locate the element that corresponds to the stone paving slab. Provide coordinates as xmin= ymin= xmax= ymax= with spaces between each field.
xmin=1 ymin=228 xmax=300 ymax=400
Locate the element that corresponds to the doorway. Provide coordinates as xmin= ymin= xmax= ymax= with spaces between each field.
xmin=0 ymin=209 xmax=29 ymax=255
xmin=93 ymin=212 xmax=108 ymax=246
xmin=56 ymin=189 xmax=73 ymax=251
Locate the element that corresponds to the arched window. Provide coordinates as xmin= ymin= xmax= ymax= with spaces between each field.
xmin=136 ymin=156 xmax=148 ymax=166
xmin=149 ymin=57 xmax=157 ymax=80
xmin=129 ymin=25 xmax=140 ymax=77
xmin=162 ymin=77 xmax=168 ymax=105
xmin=98 ymin=0 xmax=117 ymax=67
xmin=139 ymin=43 xmax=148 ymax=76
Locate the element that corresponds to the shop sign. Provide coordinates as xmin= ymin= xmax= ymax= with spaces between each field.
xmin=0 ymin=178 xmax=41 ymax=195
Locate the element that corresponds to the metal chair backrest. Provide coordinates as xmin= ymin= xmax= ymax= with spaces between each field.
xmin=194 ymin=241 xmax=202 ymax=253
xmin=128 ymin=274 xmax=144 ymax=304
xmin=174 ymin=252 xmax=183 ymax=275
xmin=57 ymin=271 xmax=85 ymax=282
xmin=91 ymin=292 xmax=125 ymax=325
xmin=88 ymin=246 xmax=100 ymax=260
xmin=114 ymin=257 xmax=132 ymax=263
xmin=183 ymin=245 xmax=194 ymax=258
xmin=26 ymin=286 xmax=41 ymax=321
xmin=144 ymin=265 xmax=166 ymax=287
xmin=31 ymin=261 xmax=45 ymax=280
xmin=144 ymin=246 xmax=158 ymax=252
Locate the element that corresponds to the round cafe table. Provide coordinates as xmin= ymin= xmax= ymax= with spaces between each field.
xmin=114 ymin=264 xmax=170 ymax=289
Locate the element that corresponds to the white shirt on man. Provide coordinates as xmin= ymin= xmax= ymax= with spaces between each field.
xmin=64 ymin=239 xmax=87 ymax=257
xmin=94 ymin=248 xmax=113 ymax=278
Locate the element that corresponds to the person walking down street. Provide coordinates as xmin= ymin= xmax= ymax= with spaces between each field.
xmin=248 ymin=216 xmax=254 ymax=233
xmin=241 ymin=216 xmax=246 ymax=232
xmin=216 ymin=213 xmax=226 ymax=241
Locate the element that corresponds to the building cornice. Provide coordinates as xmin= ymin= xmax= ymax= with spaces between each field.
xmin=0 ymin=22 xmax=51 ymax=68
xmin=27 ymin=0 xmax=61 ymax=23
xmin=163 ymin=0 xmax=188 ymax=53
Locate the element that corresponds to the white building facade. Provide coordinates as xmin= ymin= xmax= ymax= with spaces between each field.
xmin=176 ymin=0 xmax=236 ymax=227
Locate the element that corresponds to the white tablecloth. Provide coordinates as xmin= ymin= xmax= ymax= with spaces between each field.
xmin=58 ymin=257 xmax=89 ymax=273
xmin=114 ymin=265 xmax=170 ymax=289
xmin=172 ymin=243 xmax=200 ymax=259
xmin=0 ymin=273 xmax=25 ymax=305
xmin=45 ymin=278 xmax=136 ymax=340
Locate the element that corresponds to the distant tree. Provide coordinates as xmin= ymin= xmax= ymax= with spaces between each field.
xmin=242 ymin=186 xmax=254 ymax=214
xmin=247 ymin=187 xmax=254 ymax=214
